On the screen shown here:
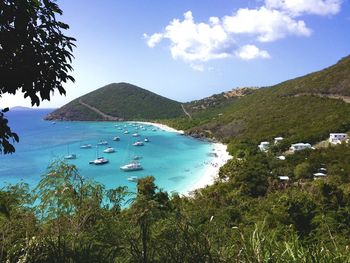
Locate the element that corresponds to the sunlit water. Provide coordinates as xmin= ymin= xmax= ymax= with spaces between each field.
xmin=0 ymin=109 xmax=216 ymax=194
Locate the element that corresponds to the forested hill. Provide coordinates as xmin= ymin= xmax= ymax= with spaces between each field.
xmin=273 ymin=55 xmax=350 ymax=97
xmin=45 ymin=83 xmax=185 ymax=121
xmin=170 ymin=55 xmax=350 ymax=149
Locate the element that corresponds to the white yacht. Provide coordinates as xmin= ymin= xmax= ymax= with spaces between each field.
xmin=64 ymin=153 xmax=76 ymax=160
xmin=103 ymin=147 xmax=115 ymax=153
xmin=97 ymin=140 xmax=108 ymax=146
xmin=127 ymin=176 xmax=138 ymax=182
xmin=80 ymin=144 xmax=92 ymax=149
xmin=132 ymin=141 xmax=144 ymax=146
xmin=89 ymin=157 xmax=109 ymax=165
xmin=120 ymin=161 xmax=143 ymax=171
xmin=132 ymin=133 xmax=140 ymax=137
xmin=124 ymin=130 xmax=129 ymax=134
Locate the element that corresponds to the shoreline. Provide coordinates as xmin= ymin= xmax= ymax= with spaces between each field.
xmin=127 ymin=121 xmax=185 ymax=134
xmin=129 ymin=121 xmax=232 ymax=194
xmin=186 ymin=143 xmax=232 ymax=195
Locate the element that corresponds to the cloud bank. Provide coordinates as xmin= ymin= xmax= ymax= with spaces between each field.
xmin=144 ymin=0 xmax=342 ymax=70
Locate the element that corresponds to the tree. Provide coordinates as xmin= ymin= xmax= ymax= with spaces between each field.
xmin=294 ymin=162 xmax=312 ymax=180
xmin=0 ymin=0 xmax=75 ymax=154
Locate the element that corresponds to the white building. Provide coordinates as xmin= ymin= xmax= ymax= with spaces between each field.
xmin=313 ymin=172 xmax=327 ymax=179
xmin=290 ymin=143 xmax=312 ymax=152
xmin=278 ymin=176 xmax=290 ymax=181
xmin=258 ymin=141 xmax=270 ymax=152
xmin=329 ymin=133 xmax=348 ymax=144
xmin=274 ymin=137 xmax=284 ymax=144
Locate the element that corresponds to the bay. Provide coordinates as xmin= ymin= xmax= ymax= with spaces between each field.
xmin=0 ymin=109 xmax=215 ymax=194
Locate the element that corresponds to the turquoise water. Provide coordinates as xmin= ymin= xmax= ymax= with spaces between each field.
xmin=0 ymin=109 xmax=215 ymax=194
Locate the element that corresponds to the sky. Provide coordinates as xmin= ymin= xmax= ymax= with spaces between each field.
xmin=2 ymin=0 xmax=350 ymax=108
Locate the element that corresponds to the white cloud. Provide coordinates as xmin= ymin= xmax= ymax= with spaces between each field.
xmin=236 ymin=45 xmax=271 ymax=60
xmin=223 ymin=7 xmax=311 ymax=42
xmin=144 ymin=0 xmax=342 ymax=70
xmin=265 ymin=0 xmax=342 ymax=16
xmin=144 ymin=33 xmax=163 ymax=48
xmin=152 ymin=11 xmax=234 ymax=63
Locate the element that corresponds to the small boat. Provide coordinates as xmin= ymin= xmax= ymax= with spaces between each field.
xmin=133 ymin=155 xmax=142 ymax=160
xmin=103 ymin=147 xmax=115 ymax=153
xmin=144 ymin=138 xmax=149 ymax=143
xmin=97 ymin=140 xmax=108 ymax=146
xmin=64 ymin=144 xmax=76 ymax=159
xmin=127 ymin=176 xmax=138 ymax=182
xmin=120 ymin=161 xmax=143 ymax=171
xmin=89 ymin=157 xmax=109 ymax=165
xmin=152 ymin=128 xmax=157 ymax=132
xmin=113 ymin=136 xmax=120 ymax=141
xmin=132 ymin=133 xmax=140 ymax=137
xmin=80 ymin=144 xmax=92 ymax=149
xmin=124 ymin=130 xmax=129 ymax=134
xmin=64 ymin=153 xmax=76 ymax=160
xmin=132 ymin=141 xmax=144 ymax=146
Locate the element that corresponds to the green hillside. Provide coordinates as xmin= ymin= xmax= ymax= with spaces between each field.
xmin=169 ymin=55 xmax=350 ymax=151
xmin=46 ymin=83 xmax=185 ymax=121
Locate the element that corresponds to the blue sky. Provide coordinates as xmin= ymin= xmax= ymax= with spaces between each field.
xmin=3 ymin=0 xmax=350 ymax=108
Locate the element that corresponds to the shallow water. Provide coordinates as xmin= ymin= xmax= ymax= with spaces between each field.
xmin=0 ymin=109 xmax=215 ymax=194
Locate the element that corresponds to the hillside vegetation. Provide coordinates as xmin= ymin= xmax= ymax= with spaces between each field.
xmin=168 ymin=55 xmax=350 ymax=151
xmin=46 ymin=83 xmax=185 ymax=121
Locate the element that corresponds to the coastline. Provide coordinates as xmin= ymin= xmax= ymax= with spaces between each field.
xmin=129 ymin=121 xmax=232 ymax=194
xmin=186 ymin=143 xmax=232 ymax=195
xmin=128 ymin=121 xmax=185 ymax=134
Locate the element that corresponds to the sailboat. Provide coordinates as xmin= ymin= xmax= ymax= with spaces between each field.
xmin=80 ymin=144 xmax=92 ymax=149
xmin=89 ymin=146 xmax=109 ymax=165
xmin=64 ymin=144 xmax=77 ymax=160
xmin=97 ymin=140 xmax=108 ymax=146
xmin=103 ymin=147 xmax=115 ymax=153
xmin=121 ymin=133 xmax=143 ymax=171
xmin=132 ymin=141 xmax=144 ymax=146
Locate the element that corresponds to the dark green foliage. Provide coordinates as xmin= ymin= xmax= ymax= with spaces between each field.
xmin=274 ymin=55 xmax=350 ymax=96
xmin=1 ymin=158 xmax=350 ymax=262
xmin=0 ymin=108 xmax=19 ymax=154
xmin=47 ymin=83 xmax=185 ymax=121
xmin=0 ymin=0 xmax=75 ymax=154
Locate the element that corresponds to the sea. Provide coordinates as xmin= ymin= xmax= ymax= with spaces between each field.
xmin=0 ymin=109 xmax=216 ymax=194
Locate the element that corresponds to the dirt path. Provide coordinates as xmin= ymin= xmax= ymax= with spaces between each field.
xmin=79 ymin=99 xmax=121 ymax=121
xmin=181 ymin=104 xmax=192 ymax=120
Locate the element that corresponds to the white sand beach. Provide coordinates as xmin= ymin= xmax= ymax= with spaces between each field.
xmin=128 ymin=121 xmax=185 ymax=134
xmin=186 ymin=143 xmax=232 ymax=194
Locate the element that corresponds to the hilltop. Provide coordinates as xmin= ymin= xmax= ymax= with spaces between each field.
xmin=45 ymin=82 xmax=185 ymax=121
xmin=169 ymin=55 xmax=350 ymax=150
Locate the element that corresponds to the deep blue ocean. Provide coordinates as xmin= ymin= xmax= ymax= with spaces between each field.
xmin=0 ymin=109 xmax=215 ymax=194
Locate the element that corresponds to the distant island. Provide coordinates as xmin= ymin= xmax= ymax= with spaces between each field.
xmin=11 ymin=106 xmax=33 ymax=111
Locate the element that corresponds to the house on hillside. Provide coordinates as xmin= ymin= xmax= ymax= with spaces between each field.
xmin=313 ymin=172 xmax=327 ymax=179
xmin=274 ymin=137 xmax=284 ymax=144
xmin=290 ymin=143 xmax=312 ymax=152
xmin=278 ymin=176 xmax=289 ymax=181
xmin=258 ymin=141 xmax=270 ymax=152
xmin=329 ymin=133 xmax=348 ymax=144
